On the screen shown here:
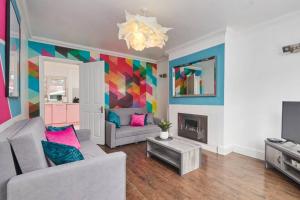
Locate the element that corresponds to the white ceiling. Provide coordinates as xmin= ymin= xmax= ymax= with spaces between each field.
xmin=25 ymin=0 xmax=300 ymax=60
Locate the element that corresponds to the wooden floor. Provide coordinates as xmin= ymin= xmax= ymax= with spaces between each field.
xmin=101 ymin=142 xmax=300 ymax=200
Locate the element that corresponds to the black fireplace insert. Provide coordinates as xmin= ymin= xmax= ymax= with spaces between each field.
xmin=178 ymin=113 xmax=207 ymax=144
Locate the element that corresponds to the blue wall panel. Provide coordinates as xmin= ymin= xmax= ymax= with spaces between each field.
xmin=169 ymin=44 xmax=225 ymax=105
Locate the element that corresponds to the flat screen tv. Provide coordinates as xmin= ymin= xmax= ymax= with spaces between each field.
xmin=282 ymin=101 xmax=300 ymax=144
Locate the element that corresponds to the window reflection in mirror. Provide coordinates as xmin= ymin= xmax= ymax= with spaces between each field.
xmin=45 ymin=77 xmax=67 ymax=102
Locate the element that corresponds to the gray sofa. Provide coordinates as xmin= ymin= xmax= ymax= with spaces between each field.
xmin=105 ymin=107 xmax=161 ymax=148
xmin=0 ymin=117 xmax=126 ymax=200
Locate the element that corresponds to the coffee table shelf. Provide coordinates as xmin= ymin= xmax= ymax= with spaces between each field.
xmin=146 ymin=136 xmax=201 ymax=175
xmin=147 ymin=149 xmax=180 ymax=168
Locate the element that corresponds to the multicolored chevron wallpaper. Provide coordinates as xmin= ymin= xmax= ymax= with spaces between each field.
xmin=0 ymin=40 xmax=12 ymax=124
xmin=28 ymin=41 xmax=157 ymax=118
xmin=0 ymin=0 xmax=22 ymax=125
xmin=100 ymin=54 xmax=157 ymax=113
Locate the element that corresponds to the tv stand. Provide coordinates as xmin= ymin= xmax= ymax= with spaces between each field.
xmin=265 ymin=140 xmax=300 ymax=184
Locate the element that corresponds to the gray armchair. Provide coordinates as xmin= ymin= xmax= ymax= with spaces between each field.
xmin=105 ymin=108 xmax=161 ymax=148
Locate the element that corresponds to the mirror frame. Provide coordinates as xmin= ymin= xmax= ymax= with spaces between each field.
xmin=5 ymin=0 xmax=21 ymax=98
xmin=172 ymin=56 xmax=217 ymax=97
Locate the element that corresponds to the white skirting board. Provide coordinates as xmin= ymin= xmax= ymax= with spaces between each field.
xmin=168 ymin=104 xmax=265 ymax=160
xmin=233 ymin=145 xmax=264 ymax=160
xmin=170 ymin=137 xmax=265 ymax=160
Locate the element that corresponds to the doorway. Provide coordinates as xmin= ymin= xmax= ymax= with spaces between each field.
xmin=39 ymin=57 xmax=106 ymax=144
xmin=39 ymin=57 xmax=82 ymax=129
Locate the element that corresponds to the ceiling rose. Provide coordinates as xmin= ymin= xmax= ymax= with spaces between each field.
xmin=117 ymin=11 xmax=171 ymax=51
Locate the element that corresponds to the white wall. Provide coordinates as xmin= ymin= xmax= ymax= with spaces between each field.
xmin=167 ymin=30 xmax=225 ymax=60
xmin=156 ymin=58 xmax=169 ymax=120
xmin=224 ymin=12 xmax=300 ymax=159
xmin=166 ymin=11 xmax=300 ymax=160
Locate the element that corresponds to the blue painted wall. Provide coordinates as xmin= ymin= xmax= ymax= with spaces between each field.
xmin=169 ymin=43 xmax=225 ymax=105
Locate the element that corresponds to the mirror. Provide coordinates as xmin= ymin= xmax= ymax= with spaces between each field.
xmin=172 ymin=56 xmax=216 ymax=97
xmin=5 ymin=0 xmax=21 ymax=97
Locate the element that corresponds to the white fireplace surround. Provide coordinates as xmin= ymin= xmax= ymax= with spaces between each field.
xmin=169 ymin=104 xmax=224 ymax=154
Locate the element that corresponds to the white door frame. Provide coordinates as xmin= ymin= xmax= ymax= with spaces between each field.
xmin=38 ymin=56 xmax=83 ymax=121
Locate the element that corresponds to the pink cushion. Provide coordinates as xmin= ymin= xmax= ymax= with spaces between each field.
xmin=46 ymin=127 xmax=80 ymax=149
xmin=130 ymin=114 xmax=145 ymax=126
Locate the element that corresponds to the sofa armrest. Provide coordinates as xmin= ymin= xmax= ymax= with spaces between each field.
xmin=76 ymin=129 xmax=91 ymax=142
xmin=105 ymin=121 xmax=117 ymax=148
xmin=7 ymin=152 xmax=126 ymax=200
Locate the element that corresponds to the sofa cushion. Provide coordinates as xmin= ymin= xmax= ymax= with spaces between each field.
xmin=130 ymin=114 xmax=146 ymax=126
xmin=116 ymin=125 xmax=161 ymax=138
xmin=46 ymin=124 xmax=73 ymax=132
xmin=42 ymin=141 xmax=84 ymax=165
xmin=46 ymin=127 xmax=81 ymax=149
xmin=146 ymin=113 xmax=155 ymax=125
xmin=108 ymin=111 xmax=121 ymax=128
xmin=46 ymin=124 xmax=79 ymax=138
xmin=109 ymin=108 xmax=147 ymax=126
xmin=135 ymin=112 xmax=147 ymax=125
xmin=9 ymin=117 xmax=48 ymax=173
xmin=79 ymin=141 xmax=106 ymax=159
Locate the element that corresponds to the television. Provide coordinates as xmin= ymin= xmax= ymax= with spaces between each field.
xmin=282 ymin=101 xmax=300 ymax=144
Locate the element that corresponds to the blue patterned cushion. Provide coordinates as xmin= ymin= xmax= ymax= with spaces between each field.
xmin=47 ymin=125 xmax=72 ymax=131
xmin=41 ymin=141 xmax=84 ymax=165
xmin=108 ymin=111 xmax=121 ymax=128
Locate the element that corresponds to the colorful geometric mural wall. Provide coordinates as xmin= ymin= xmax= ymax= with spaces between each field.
xmin=0 ymin=41 xmax=12 ymax=124
xmin=0 ymin=0 xmax=21 ymax=125
xmin=28 ymin=41 xmax=157 ymax=118
xmin=146 ymin=62 xmax=157 ymax=113
xmin=100 ymin=54 xmax=157 ymax=113
xmin=28 ymin=41 xmax=96 ymax=118
xmin=0 ymin=0 xmax=5 ymax=40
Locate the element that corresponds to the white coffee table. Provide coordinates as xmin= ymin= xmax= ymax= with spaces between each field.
xmin=146 ymin=136 xmax=202 ymax=175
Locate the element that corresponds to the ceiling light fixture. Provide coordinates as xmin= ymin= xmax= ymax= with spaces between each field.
xmin=117 ymin=10 xmax=171 ymax=51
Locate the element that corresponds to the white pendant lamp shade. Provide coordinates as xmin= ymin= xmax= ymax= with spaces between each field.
xmin=118 ymin=11 xmax=171 ymax=51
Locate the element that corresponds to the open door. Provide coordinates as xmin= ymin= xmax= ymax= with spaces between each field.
xmin=79 ymin=61 xmax=105 ymax=144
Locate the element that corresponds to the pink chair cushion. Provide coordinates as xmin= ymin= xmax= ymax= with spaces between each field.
xmin=130 ymin=114 xmax=145 ymax=126
xmin=46 ymin=127 xmax=80 ymax=149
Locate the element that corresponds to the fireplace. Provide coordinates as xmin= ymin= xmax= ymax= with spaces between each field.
xmin=178 ymin=113 xmax=207 ymax=144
